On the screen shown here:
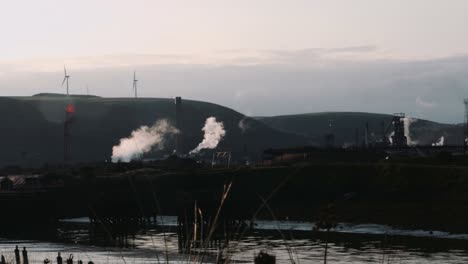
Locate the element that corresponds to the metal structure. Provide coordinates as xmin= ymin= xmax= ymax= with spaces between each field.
xmin=175 ymin=97 xmax=183 ymax=155
xmin=391 ymin=113 xmax=407 ymax=148
xmin=324 ymin=120 xmax=335 ymax=148
xmin=132 ymin=71 xmax=138 ymax=98
xmin=64 ymin=103 xmax=75 ymax=163
xmin=464 ymin=99 xmax=468 ymax=152
xmin=62 ymin=66 xmax=70 ymax=96
xmin=212 ymin=151 xmax=232 ymax=168
xmin=381 ymin=121 xmax=391 ymax=146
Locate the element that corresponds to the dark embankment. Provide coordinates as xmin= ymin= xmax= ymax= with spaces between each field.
xmin=0 ymin=94 xmax=306 ymax=166
xmin=177 ymin=162 xmax=468 ymax=233
xmin=56 ymin=158 xmax=468 ymax=234
xmin=257 ymin=112 xmax=464 ymax=146
xmin=144 ymin=163 xmax=468 ymax=233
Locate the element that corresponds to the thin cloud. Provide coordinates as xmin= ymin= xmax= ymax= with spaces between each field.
xmin=0 ymin=46 xmax=386 ymax=73
xmin=416 ymin=96 xmax=438 ymax=108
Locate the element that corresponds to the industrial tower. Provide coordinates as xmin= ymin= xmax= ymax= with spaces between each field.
xmin=175 ymin=97 xmax=183 ymax=155
xmin=324 ymin=120 xmax=335 ymax=148
xmin=391 ymin=113 xmax=407 ymax=148
xmin=464 ymin=99 xmax=468 ymax=152
xmin=64 ymin=103 xmax=75 ymax=163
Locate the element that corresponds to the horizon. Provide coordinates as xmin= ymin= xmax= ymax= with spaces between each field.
xmin=5 ymin=92 xmax=463 ymax=125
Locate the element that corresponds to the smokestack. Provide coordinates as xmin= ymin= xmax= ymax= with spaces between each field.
xmin=464 ymin=99 xmax=468 ymax=152
xmin=175 ymin=97 xmax=183 ymax=155
xmin=391 ymin=113 xmax=407 ymax=148
xmin=324 ymin=120 xmax=335 ymax=148
xmin=64 ymin=103 xmax=75 ymax=163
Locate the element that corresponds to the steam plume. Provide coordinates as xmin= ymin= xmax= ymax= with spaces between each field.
xmin=403 ymin=117 xmax=418 ymax=146
xmin=111 ymin=119 xmax=178 ymax=162
xmin=190 ymin=117 xmax=226 ymax=154
xmin=432 ymin=136 xmax=445 ymax=146
xmin=238 ymin=116 xmax=251 ymax=133
xmin=388 ymin=131 xmax=394 ymax=144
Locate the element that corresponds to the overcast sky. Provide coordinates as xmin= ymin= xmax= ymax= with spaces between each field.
xmin=1 ymin=0 xmax=468 ymax=123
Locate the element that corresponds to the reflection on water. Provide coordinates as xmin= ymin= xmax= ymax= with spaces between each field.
xmin=0 ymin=217 xmax=466 ymax=263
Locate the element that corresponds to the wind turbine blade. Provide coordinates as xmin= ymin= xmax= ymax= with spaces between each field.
xmin=64 ymin=66 xmax=67 ymax=75
xmin=62 ymin=77 xmax=67 ymax=86
xmin=134 ymin=71 xmax=136 ymax=80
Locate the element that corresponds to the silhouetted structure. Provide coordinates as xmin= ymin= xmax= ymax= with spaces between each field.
xmin=132 ymin=71 xmax=138 ymax=98
xmin=464 ymin=99 xmax=468 ymax=152
xmin=64 ymin=103 xmax=75 ymax=163
xmin=391 ymin=113 xmax=407 ymax=148
xmin=0 ymin=177 xmax=13 ymax=191
xmin=212 ymin=151 xmax=232 ymax=168
xmin=381 ymin=120 xmax=391 ymax=146
xmin=62 ymin=66 xmax=70 ymax=96
xmin=254 ymin=251 xmax=276 ymax=264
xmin=14 ymin=246 xmax=20 ymax=264
xmin=66 ymin=254 xmax=73 ymax=264
xmin=22 ymin=247 xmax=28 ymax=264
xmin=324 ymin=120 xmax=335 ymax=148
xmin=57 ymin=252 xmax=62 ymax=264
xmin=175 ymin=97 xmax=183 ymax=155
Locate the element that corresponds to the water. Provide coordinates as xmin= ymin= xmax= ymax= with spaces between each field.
xmin=0 ymin=217 xmax=467 ymax=263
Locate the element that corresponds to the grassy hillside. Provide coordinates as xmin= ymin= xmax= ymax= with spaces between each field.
xmin=0 ymin=94 xmax=307 ymax=167
xmin=257 ymin=112 xmax=464 ymax=146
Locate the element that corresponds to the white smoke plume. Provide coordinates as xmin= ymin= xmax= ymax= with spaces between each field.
xmin=111 ymin=119 xmax=179 ymax=163
xmin=388 ymin=131 xmax=394 ymax=144
xmin=190 ymin=117 xmax=226 ymax=154
xmin=403 ymin=117 xmax=418 ymax=146
xmin=238 ymin=116 xmax=250 ymax=133
xmin=432 ymin=136 xmax=445 ymax=146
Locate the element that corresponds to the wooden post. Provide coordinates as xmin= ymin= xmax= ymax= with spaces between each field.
xmin=22 ymin=247 xmax=29 ymax=264
xmin=66 ymin=254 xmax=74 ymax=264
xmin=57 ymin=252 xmax=63 ymax=264
xmin=14 ymin=246 xmax=20 ymax=264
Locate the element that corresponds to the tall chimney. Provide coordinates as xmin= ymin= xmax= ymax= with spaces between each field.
xmin=464 ymin=99 xmax=468 ymax=152
xmin=391 ymin=113 xmax=407 ymax=148
xmin=64 ymin=103 xmax=75 ymax=163
xmin=175 ymin=97 xmax=183 ymax=155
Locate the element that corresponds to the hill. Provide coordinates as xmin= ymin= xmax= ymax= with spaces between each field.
xmin=0 ymin=94 xmax=307 ymax=167
xmin=256 ymin=112 xmax=464 ymax=146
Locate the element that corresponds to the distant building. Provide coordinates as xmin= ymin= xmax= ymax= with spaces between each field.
xmin=0 ymin=177 xmax=13 ymax=191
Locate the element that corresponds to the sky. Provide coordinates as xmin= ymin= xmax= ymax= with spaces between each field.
xmin=1 ymin=0 xmax=468 ymax=123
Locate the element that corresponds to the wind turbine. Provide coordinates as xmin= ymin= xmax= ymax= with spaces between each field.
xmin=132 ymin=70 xmax=138 ymax=98
xmin=62 ymin=66 xmax=70 ymax=96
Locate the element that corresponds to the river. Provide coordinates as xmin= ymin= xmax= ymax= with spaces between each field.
xmin=0 ymin=217 xmax=467 ymax=263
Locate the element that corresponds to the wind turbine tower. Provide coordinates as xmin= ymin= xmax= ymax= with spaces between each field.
xmin=62 ymin=66 xmax=70 ymax=96
xmin=133 ymin=71 xmax=138 ymax=98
